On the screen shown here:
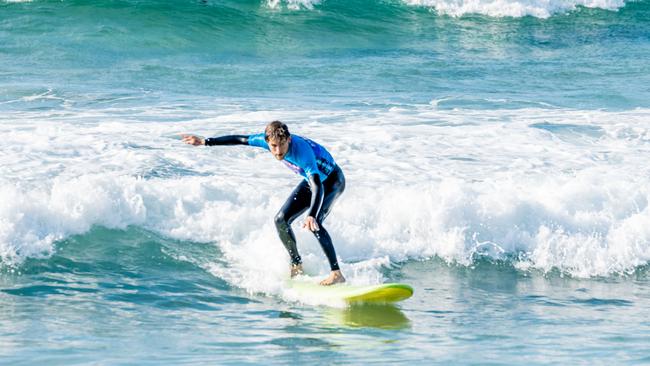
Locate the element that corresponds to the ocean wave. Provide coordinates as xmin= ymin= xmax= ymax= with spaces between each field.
xmin=1 ymin=0 xmax=638 ymax=18
xmin=1 ymin=105 xmax=649 ymax=282
xmin=269 ymin=0 xmax=634 ymax=17
xmin=266 ymin=0 xmax=322 ymax=10
xmin=1 ymin=170 xmax=648 ymax=280
xmin=404 ymin=0 xmax=627 ymax=17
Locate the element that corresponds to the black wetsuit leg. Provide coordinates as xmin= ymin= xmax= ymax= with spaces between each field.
xmin=274 ymin=166 xmax=346 ymax=271
xmin=274 ymin=180 xmax=311 ymax=267
xmin=313 ymin=167 xmax=345 ymax=271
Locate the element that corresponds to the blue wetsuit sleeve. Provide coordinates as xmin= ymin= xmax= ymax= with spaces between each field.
xmin=205 ymin=135 xmax=249 ymax=146
xmin=247 ymin=133 xmax=269 ymax=150
xmin=307 ymin=173 xmax=324 ymax=218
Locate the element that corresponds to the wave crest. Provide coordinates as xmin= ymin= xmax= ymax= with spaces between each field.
xmin=404 ymin=0 xmax=626 ymax=17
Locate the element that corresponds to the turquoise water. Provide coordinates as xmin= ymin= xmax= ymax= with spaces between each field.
xmin=2 ymin=0 xmax=650 ymax=364
xmin=2 ymin=0 xmax=649 ymax=110
xmin=3 ymin=228 xmax=649 ymax=364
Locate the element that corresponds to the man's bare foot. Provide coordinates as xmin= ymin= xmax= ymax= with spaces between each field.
xmin=290 ymin=264 xmax=304 ymax=278
xmin=319 ymin=270 xmax=346 ymax=286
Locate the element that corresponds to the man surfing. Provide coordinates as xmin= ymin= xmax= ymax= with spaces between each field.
xmin=182 ymin=121 xmax=346 ymax=286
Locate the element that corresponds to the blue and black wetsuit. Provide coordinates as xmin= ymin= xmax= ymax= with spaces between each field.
xmin=205 ymin=133 xmax=345 ymax=271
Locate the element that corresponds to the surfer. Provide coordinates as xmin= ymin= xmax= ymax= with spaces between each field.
xmin=182 ymin=121 xmax=346 ymax=286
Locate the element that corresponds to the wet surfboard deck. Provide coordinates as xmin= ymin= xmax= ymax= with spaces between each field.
xmin=287 ymin=281 xmax=414 ymax=304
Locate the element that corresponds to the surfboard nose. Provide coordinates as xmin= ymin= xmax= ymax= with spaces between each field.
xmin=345 ymin=284 xmax=414 ymax=304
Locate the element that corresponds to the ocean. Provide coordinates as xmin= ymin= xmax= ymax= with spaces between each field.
xmin=1 ymin=0 xmax=649 ymax=364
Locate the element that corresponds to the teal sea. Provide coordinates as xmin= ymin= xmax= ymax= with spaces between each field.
xmin=1 ymin=0 xmax=650 ymax=364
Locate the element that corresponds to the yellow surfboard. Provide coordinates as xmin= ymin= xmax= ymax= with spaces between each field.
xmin=287 ymin=281 xmax=414 ymax=305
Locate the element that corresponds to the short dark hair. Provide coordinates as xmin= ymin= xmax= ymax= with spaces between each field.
xmin=265 ymin=120 xmax=290 ymax=142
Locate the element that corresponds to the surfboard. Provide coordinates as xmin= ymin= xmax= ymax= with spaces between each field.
xmin=287 ymin=280 xmax=414 ymax=305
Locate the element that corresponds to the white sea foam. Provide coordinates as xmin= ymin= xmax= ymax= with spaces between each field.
xmin=1 ymin=104 xmax=649 ymax=300
xmin=266 ymin=0 xmax=322 ymax=10
xmin=260 ymin=0 xmax=628 ymax=17
xmin=404 ymin=0 xmax=626 ymax=18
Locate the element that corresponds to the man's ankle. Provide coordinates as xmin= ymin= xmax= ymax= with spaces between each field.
xmin=291 ymin=264 xmax=304 ymax=277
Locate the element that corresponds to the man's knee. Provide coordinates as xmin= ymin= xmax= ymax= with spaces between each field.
xmin=274 ymin=211 xmax=287 ymax=229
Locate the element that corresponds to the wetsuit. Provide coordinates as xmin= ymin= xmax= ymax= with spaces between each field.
xmin=205 ymin=133 xmax=345 ymax=271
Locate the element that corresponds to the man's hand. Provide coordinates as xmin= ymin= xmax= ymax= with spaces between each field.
xmin=181 ymin=134 xmax=205 ymax=146
xmin=303 ymin=216 xmax=319 ymax=232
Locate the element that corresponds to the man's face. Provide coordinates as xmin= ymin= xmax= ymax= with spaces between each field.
xmin=268 ymin=137 xmax=290 ymax=160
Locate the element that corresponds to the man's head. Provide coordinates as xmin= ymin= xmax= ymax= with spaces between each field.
xmin=265 ymin=120 xmax=291 ymax=160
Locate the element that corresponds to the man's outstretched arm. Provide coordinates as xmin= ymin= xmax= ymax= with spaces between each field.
xmin=182 ymin=134 xmax=249 ymax=146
